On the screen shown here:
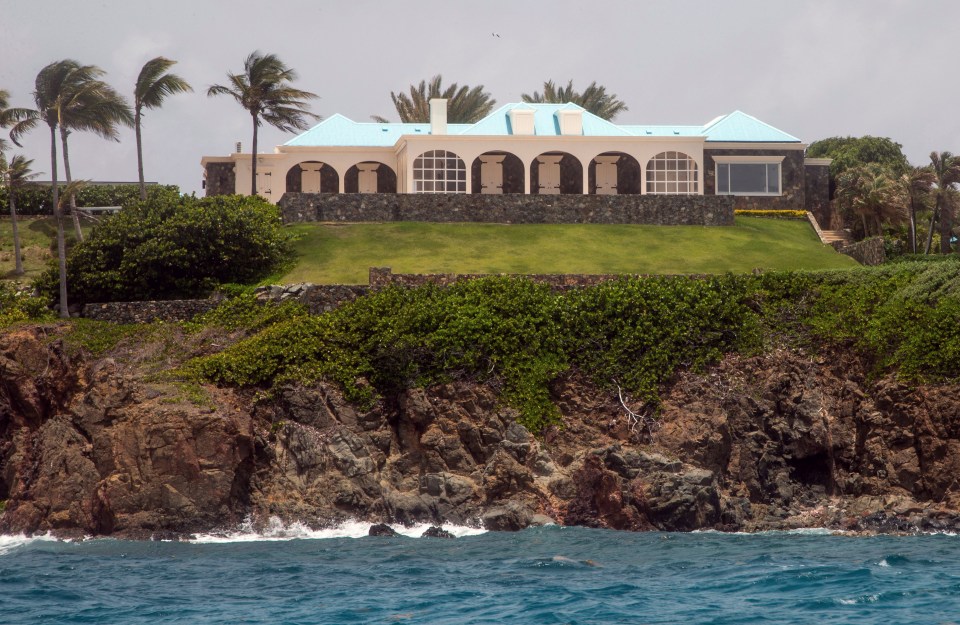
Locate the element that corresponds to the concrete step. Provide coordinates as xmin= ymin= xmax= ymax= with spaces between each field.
xmin=821 ymin=230 xmax=853 ymax=245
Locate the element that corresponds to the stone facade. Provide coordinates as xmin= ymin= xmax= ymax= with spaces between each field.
xmin=278 ymin=193 xmax=735 ymax=226
xmin=368 ymin=267 xmax=700 ymax=289
xmin=204 ymin=162 xmax=235 ymax=197
xmin=81 ymin=299 xmax=221 ymax=323
xmin=703 ymin=149 xmax=805 ymax=211
xmin=253 ymin=283 xmax=369 ymax=313
xmin=803 ymin=163 xmax=832 ymax=229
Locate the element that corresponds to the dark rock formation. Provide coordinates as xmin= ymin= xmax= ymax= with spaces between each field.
xmin=421 ymin=526 xmax=455 ymax=539
xmin=2 ymin=326 xmax=960 ymax=538
xmin=368 ymin=523 xmax=400 ymax=537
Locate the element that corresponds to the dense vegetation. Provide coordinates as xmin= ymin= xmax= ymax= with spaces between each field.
xmin=33 ymin=192 xmax=293 ymax=306
xmin=183 ymin=258 xmax=960 ymax=431
xmin=0 ymin=183 xmax=181 ymax=215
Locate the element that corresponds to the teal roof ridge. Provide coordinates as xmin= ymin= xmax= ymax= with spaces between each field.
xmin=701 ymin=110 xmax=800 ymax=143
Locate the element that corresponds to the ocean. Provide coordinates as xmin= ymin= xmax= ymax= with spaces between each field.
xmin=1 ymin=523 xmax=958 ymax=624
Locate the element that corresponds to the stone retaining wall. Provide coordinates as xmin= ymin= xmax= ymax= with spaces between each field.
xmin=368 ymin=267 xmax=697 ymax=289
xmin=279 ymin=192 xmax=735 ymax=226
xmin=81 ymin=299 xmax=221 ymax=323
xmin=836 ymin=237 xmax=886 ymax=266
xmin=253 ymin=283 xmax=369 ymax=313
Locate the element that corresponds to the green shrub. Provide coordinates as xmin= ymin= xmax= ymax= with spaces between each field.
xmin=0 ymin=184 xmax=181 ymax=216
xmin=735 ymin=209 xmax=808 ymax=219
xmin=35 ymin=194 xmax=294 ymax=306
xmin=0 ymin=283 xmax=54 ymax=327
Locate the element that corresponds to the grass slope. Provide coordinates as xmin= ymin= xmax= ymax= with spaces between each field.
xmin=278 ymin=216 xmax=857 ymax=284
xmin=0 ymin=216 xmax=92 ymax=280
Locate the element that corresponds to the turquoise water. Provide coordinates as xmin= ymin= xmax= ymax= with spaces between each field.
xmin=2 ymin=524 xmax=958 ymax=624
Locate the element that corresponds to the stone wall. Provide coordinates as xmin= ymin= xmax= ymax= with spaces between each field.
xmin=204 ymin=162 xmax=235 ymax=197
xmin=82 ymin=299 xmax=221 ymax=323
xmin=253 ymin=283 xmax=369 ymax=313
xmin=702 ymin=149 xmax=805 ymax=211
xmin=278 ymin=192 xmax=735 ymax=226
xmin=836 ymin=237 xmax=886 ymax=266
xmin=368 ymin=267 xmax=697 ymax=289
xmin=804 ymin=163 xmax=832 ymax=229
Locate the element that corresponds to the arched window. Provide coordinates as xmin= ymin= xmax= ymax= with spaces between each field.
xmin=413 ymin=150 xmax=467 ymax=193
xmin=646 ymin=151 xmax=699 ymax=194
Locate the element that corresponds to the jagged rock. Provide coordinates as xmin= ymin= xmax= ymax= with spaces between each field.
xmin=421 ymin=526 xmax=455 ymax=539
xmin=2 ymin=325 xmax=960 ymax=538
xmin=368 ymin=523 xmax=400 ymax=537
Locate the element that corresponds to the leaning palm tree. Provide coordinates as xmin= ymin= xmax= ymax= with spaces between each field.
xmin=7 ymin=60 xmax=109 ymax=317
xmin=835 ymin=164 xmax=903 ymax=237
xmin=925 ymin=151 xmax=960 ymax=254
xmin=377 ymin=75 xmax=496 ymax=124
xmin=1 ymin=154 xmax=40 ymax=275
xmin=208 ymin=51 xmax=319 ymax=196
xmin=134 ymin=57 xmax=192 ymax=200
xmin=522 ymin=80 xmax=628 ymax=120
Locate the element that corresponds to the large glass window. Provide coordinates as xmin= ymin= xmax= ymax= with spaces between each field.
xmin=413 ymin=150 xmax=466 ymax=193
xmin=716 ymin=162 xmax=781 ymax=195
xmin=645 ymin=151 xmax=699 ymax=194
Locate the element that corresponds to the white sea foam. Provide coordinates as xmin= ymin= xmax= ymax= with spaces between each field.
xmin=189 ymin=517 xmax=486 ymax=543
xmin=877 ymin=558 xmax=890 ymax=567
xmin=0 ymin=533 xmax=59 ymax=556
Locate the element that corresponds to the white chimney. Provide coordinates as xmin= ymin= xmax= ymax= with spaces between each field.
xmin=430 ymin=98 xmax=447 ymax=135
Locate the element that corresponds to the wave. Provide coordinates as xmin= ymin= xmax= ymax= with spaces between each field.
xmin=0 ymin=533 xmax=60 ymax=556
xmin=189 ymin=517 xmax=487 ymax=543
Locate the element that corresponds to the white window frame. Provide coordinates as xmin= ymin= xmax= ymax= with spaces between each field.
xmin=413 ymin=149 xmax=467 ymax=194
xmin=713 ymin=155 xmax=784 ymax=197
xmin=645 ymin=151 xmax=699 ymax=195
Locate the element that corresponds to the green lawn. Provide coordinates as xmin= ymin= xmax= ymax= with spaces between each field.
xmin=277 ymin=216 xmax=858 ymax=284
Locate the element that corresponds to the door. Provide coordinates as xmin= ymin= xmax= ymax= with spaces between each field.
xmin=537 ymin=155 xmax=562 ymax=194
xmin=480 ymin=155 xmax=505 ymax=194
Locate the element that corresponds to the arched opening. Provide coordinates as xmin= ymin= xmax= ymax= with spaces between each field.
xmin=470 ymin=152 xmax=524 ymax=194
xmin=530 ymin=152 xmax=583 ymax=194
xmin=413 ymin=149 xmax=467 ymax=193
xmin=285 ymin=161 xmax=340 ymax=194
xmin=344 ymin=161 xmax=398 ymax=193
xmin=588 ymin=152 xmax=641 ymax=195
xmin=645 ymin=151 xmax=699 ymax=194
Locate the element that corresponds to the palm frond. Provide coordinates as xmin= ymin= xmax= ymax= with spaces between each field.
xmin=136 ymin=57 xmax=193 ymax=111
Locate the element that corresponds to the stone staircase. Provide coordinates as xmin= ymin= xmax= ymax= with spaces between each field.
xmin=805 ymin=212 xmax=853 ymax=247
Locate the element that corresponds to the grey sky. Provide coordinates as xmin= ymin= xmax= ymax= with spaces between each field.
xmin=2 ymin=0 xmax=957 ymax=195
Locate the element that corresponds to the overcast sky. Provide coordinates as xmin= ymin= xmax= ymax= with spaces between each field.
xmin=2 ymin=0 xmax=958 ymax=195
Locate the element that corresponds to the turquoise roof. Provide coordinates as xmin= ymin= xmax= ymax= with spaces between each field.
xmin=283 ymin=106 xmax=801 ymax=147
xmin=701 ymin=110 xmax=800 ymax=143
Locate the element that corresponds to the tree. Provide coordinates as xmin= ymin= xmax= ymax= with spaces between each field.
xmin=834 ymin=164 xmax=905 ymax=237
xmin=925 ymin=151 xmax=960 ymax=255
xmin=0 ymin=155 xmax=40 ymax=275
xmin=7 ymin=59 xmax=98 ymax=317
xmin=376 ymin=75 xmax=496 ymax=124
xmin=134 ymin=57 xmax=192 ymax=201
xmin=0 ymin=89 xmax=11 ymax=157
xmin=806 ymin=136 xmax=910 ymax=180
xmin=34 ymin=193 xmax=293 ymax=306
xmin=898 ymin=167 xmax=935 ymax=254
xmin=522 ymin=80 xmax=628 ymax=120
xmin=208 ymin=51 xmax=319 ymax=196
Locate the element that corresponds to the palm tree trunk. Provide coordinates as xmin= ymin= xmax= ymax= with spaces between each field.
xmin=9 ymin=185 xmax=23 ymax=275
xmin=908 ymin=200 xmax=917 ymax=254
xmin=924 ymin=198 xmax=939 ymax=254
xmin=59 ymin=126 xmax=84 ymax=243
xmin=136 ymin=108 xmax=146 ymax=201
xmin=50 ymin=125 xmax=69 ymax=318
xmin=941 ymin=203 xmax=954 ymax=254
xmin=250 ymin=113 xmax=258 ymax=196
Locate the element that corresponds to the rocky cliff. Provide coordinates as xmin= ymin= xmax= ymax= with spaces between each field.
xmin=2 ymin=325 xmax=959 ymax=538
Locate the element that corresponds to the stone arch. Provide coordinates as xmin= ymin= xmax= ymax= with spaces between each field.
xmin=645 ymin=151 xmax=699 ymax=194
xmin=344 ymin=161 xmax=398 ymax=193
xmin=413 ymin=149 xmax=467 ymax=193
xmin=470 ymin=151 xmax=524 ymax=194
xmin=530 ymin=152 xmax=583 ymax=194
xmin=285 ymin=161 xmax=340 ymax=194
xmin=588 ymin=152 xmax=642 ymax=195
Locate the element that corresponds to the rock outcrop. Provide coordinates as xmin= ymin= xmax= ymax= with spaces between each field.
xmin=2 ymin=326 xmax=959 ymax=538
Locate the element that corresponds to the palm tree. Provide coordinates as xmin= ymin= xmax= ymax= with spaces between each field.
xmin=898 ymin=167 xmax=935 ymax=254
xmin=835 ymin=164 xmax=904 ymax=237
xmin=522 ymin=80 xmax=628 ymax=120
xmin=925 ymin=151 xmax=960 ymax=254
xmin=7 ymin=59 xmax=107 ymax=317
xmin=376 ymin=75 xmax=496 ymax=124
xmin=0 ymin=89 xmax=12 ymax=156
xmin=134 ymin=57 xmax=192 ymax=200
xmin=1 ymin=155 xmax=40 ymax=275
xmin=208 ymin=51 xmax=319 ymax=196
